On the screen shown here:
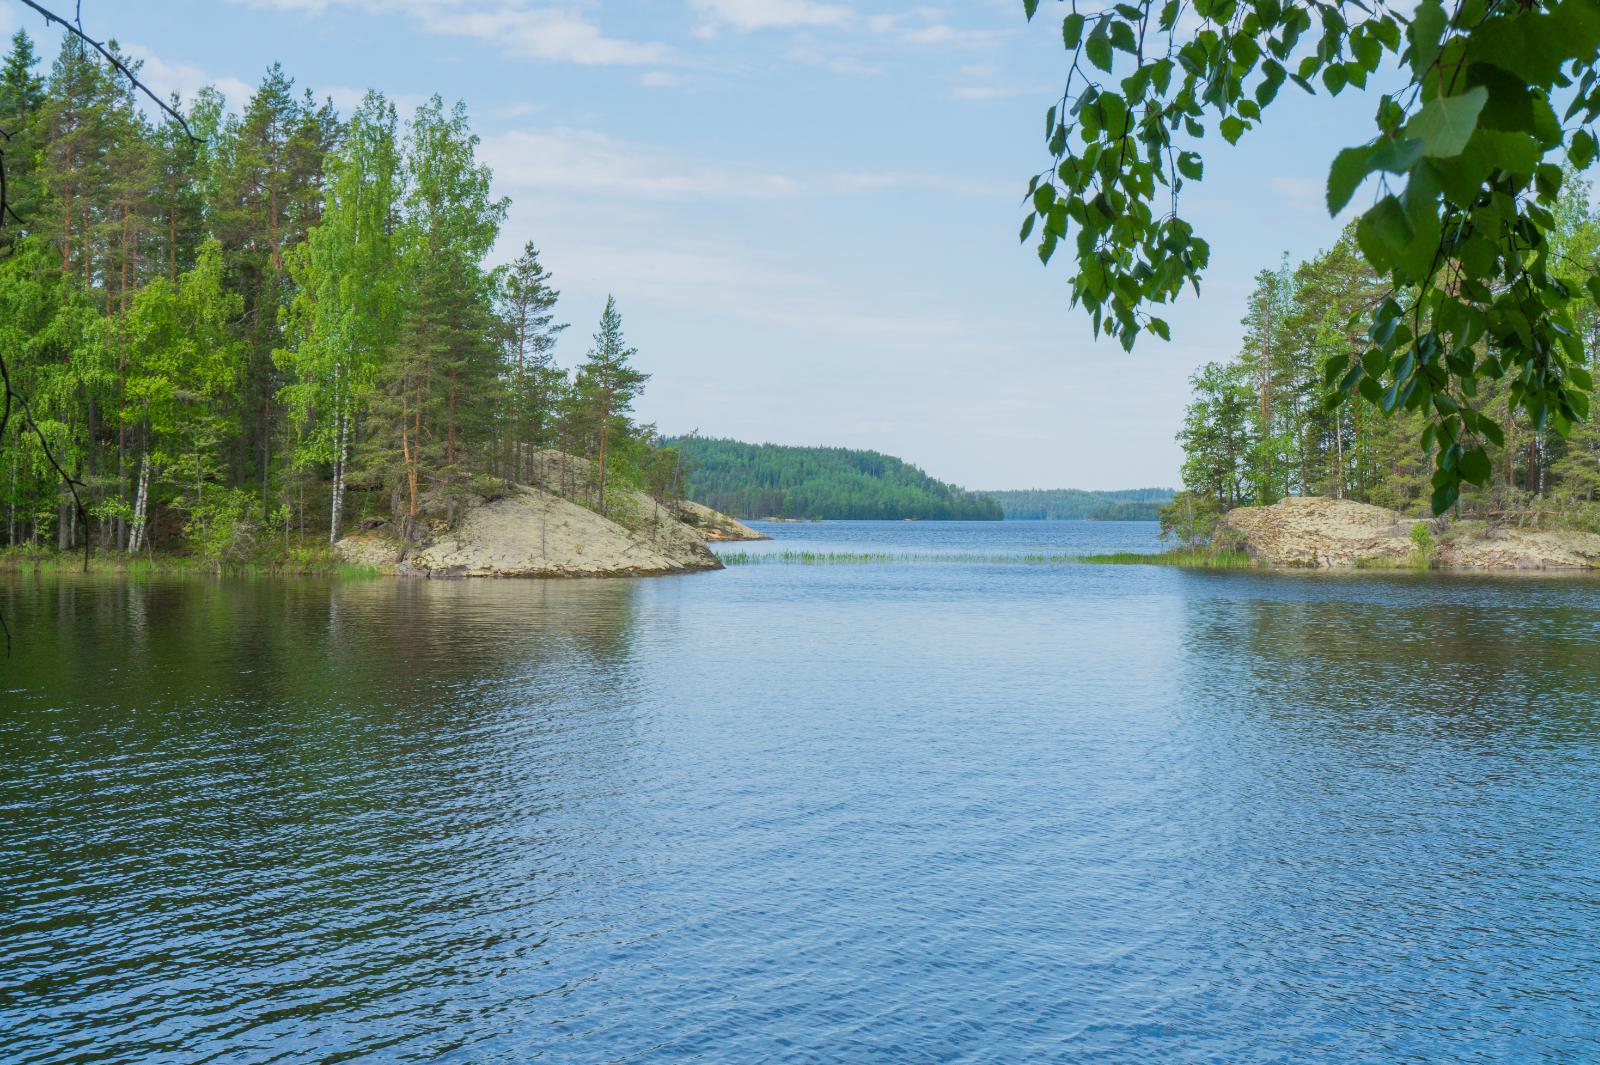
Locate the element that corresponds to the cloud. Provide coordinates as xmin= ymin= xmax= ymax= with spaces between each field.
xmin=1269 ymin=176 xmax=1332 ymax=214
xmin=482 ymin=129 xmax=806 ymax=198
xmin=124 ymin=44 xmax=428 ymax=119
xmin=432 ymin=6 xmax=668 ymax=64
xmin=950 ymin=83 xmax=1035 ymax=100
xmin=480 ymin=128 xmax=1007 ymax=200
xmin=543 ymin=238 xmax=986 ymax=350
xmin=123 ymin=44 xmax=254 ymax=110
xmin=228 ymin=0 xmax=668 ymax=65
xmin=691 ymin=0 xmax=857 ymax=33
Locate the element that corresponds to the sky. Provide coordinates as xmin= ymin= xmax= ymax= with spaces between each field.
xmin=6 ymin=0 xmax=1380 ymax=490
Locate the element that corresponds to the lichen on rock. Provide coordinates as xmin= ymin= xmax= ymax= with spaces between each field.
xmin=1220 ymin=497 xmax=1600 ymax=571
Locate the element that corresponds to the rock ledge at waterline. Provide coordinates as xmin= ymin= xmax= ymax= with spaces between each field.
xmin=1222 ymin=496 xmax=1600 ymax=570
xmin=335 ymin=453 xmax=765 ymax=579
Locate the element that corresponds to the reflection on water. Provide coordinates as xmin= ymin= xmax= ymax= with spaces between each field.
xmin=3 ymin=522 xmax=1599 ymax=1063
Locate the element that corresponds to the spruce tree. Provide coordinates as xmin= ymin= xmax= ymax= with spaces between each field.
xmin=574 ymin=296 xmax=648 ymax=516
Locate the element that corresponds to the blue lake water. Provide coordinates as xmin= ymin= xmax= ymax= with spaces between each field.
xmin=3 ymin=520 xmax=1599 ymax=1062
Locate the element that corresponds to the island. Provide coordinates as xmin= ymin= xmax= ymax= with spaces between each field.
xmin=334 ymin=451 xmax=765 ymax=578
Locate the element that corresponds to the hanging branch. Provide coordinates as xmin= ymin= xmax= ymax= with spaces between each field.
xmin=14 ymin=0 xmax=197 ymax=139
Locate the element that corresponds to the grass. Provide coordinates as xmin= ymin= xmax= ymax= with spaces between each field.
xmin=0 ymin=545 xmax=386 ymax=579
xmin=1074 ymin=548 xmax=1253 ymax=568
xmin=716 ymin=548 xmax=1252 ymax=568
xmin=718 ymin=550 xmax=1082 ymax=565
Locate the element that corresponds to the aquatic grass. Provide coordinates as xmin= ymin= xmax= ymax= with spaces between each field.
xmin=0 ymin=545 xmax=386 ymax=579
xmin=1075 ymin=549 xmax=1254 ymax=568
xmin=716 ymin=549 xmax=1230 ymax=567
xmin=718 ymin=549 xmax=1085 ymax=566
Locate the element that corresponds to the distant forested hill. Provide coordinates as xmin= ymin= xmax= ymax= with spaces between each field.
xmin=985 ymin=488 xmax=1174 ymax=521
xmin=665 ymin=438 xmax=1003 ymax=521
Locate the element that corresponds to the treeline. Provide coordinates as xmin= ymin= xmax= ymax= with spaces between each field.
xmin=986 ymin=488 xmax=1173 ymax=521
xmin=664 ymin=437 xmax=1002 ymax=521
xmin=0 ymin=30 xmax=681 ymax=564
xmin=1167 ymin=173 xmax=1600 ymax=542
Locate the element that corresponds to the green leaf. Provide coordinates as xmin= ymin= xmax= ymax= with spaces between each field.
xmin=1431 ymin=480 xmax=1459 ymax=516
xmin=1465 ymin=129 xmax=1541 ymax=177
xmin=1327 ymin=145 xmax=1373 ymax=214
xmin=1109 ymin=20 xmax=1138 ymax=54
xmin=1019 ymin=213 xmax=1036 ymax=242
xmin=1177 ymin=151 xmax=1203 ymax=181
xmin=1219 ymin=116 xmax=1247 ymax=145
xmin=1062 ymin=12 xmax=1085 ymax=48
xmin=1355 ymin=195 xmax=1414 ymax=272
xmin=1149 ymin=317 xmax=1171 ymax=341
xmin=1369 ymin=136 xmax=1424 ymax=174
xmin=1024 ymin=0 xmax=1040 ymax=19
xmin=1407 ymin=0 xmax=1448 ymax=77
xmin=1572 ymin=128 xmax=1598 ymax=169
xmin=1459 ymin=447 xmax=1492 ymax=487
xmin=1404 ymin=87 xmax=1488 ymax=158
xmin=1086 ymin=31 xmax=1113 ymax=72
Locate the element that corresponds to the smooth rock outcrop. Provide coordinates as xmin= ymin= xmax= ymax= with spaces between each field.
xmin=1221 ymin=496 xmax=1600 ymax=570
xmin=665 ymin=498 xmax=768 ymax=541
xmin=334 ymin=468 xmax=749 ymax=578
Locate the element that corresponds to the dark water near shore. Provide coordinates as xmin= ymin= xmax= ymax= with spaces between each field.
xmin=4 ymin=520 xmax=1599 ymax=1063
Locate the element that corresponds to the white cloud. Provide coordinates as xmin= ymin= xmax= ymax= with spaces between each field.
xmin=228 ymin=0 xmax=668 ymax=65
xmin=433 ymin=7 xmax=668 ymax=64
xmin=545 ymin=238 xmax=985 ymax=349
xmin=950 ymin=81 xmax=1041 ymax=101
xmin=124 ymin=44 xmax=428 ymax=120
xmin=493 ymin=101 xmax=546 ymax=118
xmin=691 ymin=0 xmax=856 ymax=33
xmin=826 ymin=170 xmax=1006 ymax=197
xmin=1269 ymin=176 xmax=1331 ymax=215
xmin=123 ymin=44 xmax=254 ymax=110
xmin=480 ymin=128 xmax=1006 ymax=200
xmin=482 ymin=128 xmax=805 ymax=198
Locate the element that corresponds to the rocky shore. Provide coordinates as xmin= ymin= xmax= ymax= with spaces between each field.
xmin=1221 ymin=497 xmax=1600 ymax=571
xmin=334 ymin=451 xmax=764 ymax=578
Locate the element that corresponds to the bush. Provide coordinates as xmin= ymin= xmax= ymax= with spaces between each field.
xmin=1408 ymin=520 xmax=1436 ymax=568
xmin=181 ymin=486 xmax=259 ymax=571
xmin=1158 ymin=491 xmax=1224 ymax=548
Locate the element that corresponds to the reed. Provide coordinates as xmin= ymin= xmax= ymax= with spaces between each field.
xmin=1076 ymin=549 xmax=1253 ymax=568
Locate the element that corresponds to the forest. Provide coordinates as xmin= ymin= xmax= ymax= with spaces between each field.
xmin=986 ymin=488 xmax=1173 ymax=521
xmin=664 ymin=437 xmax=1002 ymax=521
xmin=0 ymin=30 xmax=681 ymax=567
xmin=1165 ymin=172 xmax=1600 ymax=544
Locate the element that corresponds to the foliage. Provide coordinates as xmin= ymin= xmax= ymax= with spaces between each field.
xmin=987 ymin=487 xmax=1173 ymax=520
xmin=1157 ymin=490 xmax=1224 ymax=546
xmin=1172 ymin=177 xmax=1600 ymax=527
xmin=182 ymin=485 xmax=259 ymax=572
xmin=0 ymin=32 xmax=683 ymax=565
xmin=1409 ymin=519 xmax=1437 ymax=566
xmin=1023 ymin=0 xmax=1600 ymax=512
xmin=666 ymin=436 xmax=1004 ymax=521
xmin=1077 ymin=548 xmax=1253 ymax=567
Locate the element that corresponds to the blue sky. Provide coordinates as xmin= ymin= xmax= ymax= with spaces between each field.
xmin=9 ymin=1 xmax=1376 ymax=489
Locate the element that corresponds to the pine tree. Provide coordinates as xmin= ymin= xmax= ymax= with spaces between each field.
xmin=573 ymin=296 xmax=648 ymax=516
xmin=499 ymin=241 xmax=568 ymax=481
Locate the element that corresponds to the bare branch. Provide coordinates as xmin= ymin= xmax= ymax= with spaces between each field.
xmin=15 ymin=0 xmax=198 ymax=141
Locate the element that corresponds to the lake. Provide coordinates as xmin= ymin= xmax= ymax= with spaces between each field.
xmin=3 ymin=520 xmax=1599 ymax=1063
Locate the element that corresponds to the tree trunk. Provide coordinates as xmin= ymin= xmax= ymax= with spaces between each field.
xmin=127 ymin=453 xmax=151 ymax=554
